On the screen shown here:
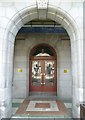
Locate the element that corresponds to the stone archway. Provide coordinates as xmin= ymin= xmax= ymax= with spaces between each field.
xmin=0 ymin=2 xmax=82 ymax=119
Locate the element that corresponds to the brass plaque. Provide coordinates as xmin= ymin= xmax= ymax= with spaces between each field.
xmin=18 ymin=69 xmax=22 ymax=72
xmin=64 ymin=69 xmax=69 ymax=73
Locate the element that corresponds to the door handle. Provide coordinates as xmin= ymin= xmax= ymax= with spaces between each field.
xmin=41 ymin=82 xmax=45 ymax=85
xmin=40 ymin=73 xmax=45 ymax=76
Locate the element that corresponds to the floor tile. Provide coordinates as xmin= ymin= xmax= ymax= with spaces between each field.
xmin=64 ymin=103 xmax=72 ymax=108
xmin=12 ymin=99 xmax=24 ymax=103
xmin=26 ymin=101 xmax=59 ymax=111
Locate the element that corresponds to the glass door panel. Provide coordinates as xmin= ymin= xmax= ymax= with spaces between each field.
xmin=32 ymin=61 xmax=42 ymax=86
xmin=30 ymin=59 xmax=56 ymax=93
xmin=45 ymin=61 xmax=54 ymax=86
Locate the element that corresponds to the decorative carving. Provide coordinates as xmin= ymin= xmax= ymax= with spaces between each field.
xmin=36 ymin=0 xmax=48 ymax=9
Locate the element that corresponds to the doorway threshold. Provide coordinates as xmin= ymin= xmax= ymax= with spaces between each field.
xmin=28 ymin=95 xmax=58 ymax=100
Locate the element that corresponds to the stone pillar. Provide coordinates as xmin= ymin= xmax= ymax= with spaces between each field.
xmin=0 ymin=28 xmax=14 ymax=119
xmin=71 ymin=39 xmax=83 ymax=118
xmin=83 ymin=1 xmax=85 ymax=105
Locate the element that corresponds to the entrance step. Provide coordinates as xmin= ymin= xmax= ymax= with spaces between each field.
xmin=11 ymin=116 xmax=73 ymax=120
xmin=28 ymin=95 xmax=58 ymax=100
xmin=29 ymin=92 xmax=57 ymax=100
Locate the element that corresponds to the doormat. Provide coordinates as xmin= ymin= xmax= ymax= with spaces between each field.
xmin=15 ymin=98 xmax=70 ymax=117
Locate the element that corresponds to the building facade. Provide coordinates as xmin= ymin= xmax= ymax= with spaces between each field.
xmin=0 ymin=0 xmax=84 ymax=119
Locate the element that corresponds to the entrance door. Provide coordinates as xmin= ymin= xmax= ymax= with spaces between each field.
xmin=30 ymin=59 xmax=57 ymax=94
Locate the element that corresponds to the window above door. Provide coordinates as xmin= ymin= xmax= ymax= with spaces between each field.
xmin=31 ymin=44 xmax=56 ymax=57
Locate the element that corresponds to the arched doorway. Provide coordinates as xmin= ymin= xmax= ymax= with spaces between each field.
xmin=29 ymin=44 xmax=57 ymax=96
xmin=0 ymin=2 xmax=82 ymax=118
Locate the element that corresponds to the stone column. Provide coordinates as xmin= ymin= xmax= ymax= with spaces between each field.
xmin=0 ymin=28 xmax=14 ymax=119
xmin=71 ymin=39 xmax=83 ymax=118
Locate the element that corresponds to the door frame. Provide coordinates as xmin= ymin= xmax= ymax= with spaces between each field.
xmin=29 ymin=43 xmax=57 ymax=95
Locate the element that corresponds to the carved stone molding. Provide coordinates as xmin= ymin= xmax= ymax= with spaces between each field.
xmin=36 ymin=0 xmax=48 ymax=9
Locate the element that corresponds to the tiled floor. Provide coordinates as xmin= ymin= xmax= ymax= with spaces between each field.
xmin=12 ymin=98 xmax=72 ymax=119
xmin=12 ymin=99 xmax=24 ymax=115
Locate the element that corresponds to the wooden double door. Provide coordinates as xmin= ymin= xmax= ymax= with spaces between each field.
xmin=30 ymin=57 xmax=57 ymax=94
